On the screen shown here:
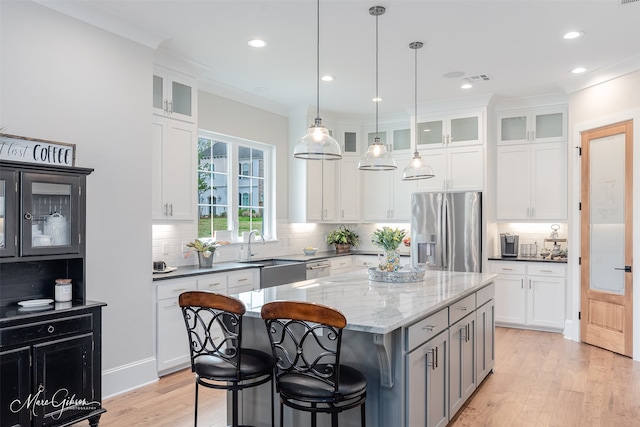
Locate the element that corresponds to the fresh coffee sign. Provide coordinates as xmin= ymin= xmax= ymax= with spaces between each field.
xmin=0 ymin=134 xmax=76 ymax=166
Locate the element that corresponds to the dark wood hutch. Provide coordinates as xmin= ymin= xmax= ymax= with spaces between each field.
xmin=0 ymin=160 xmax=105 ymax=427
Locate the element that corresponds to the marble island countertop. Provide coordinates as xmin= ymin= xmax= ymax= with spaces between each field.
xmin=488 ymin=255 xmax=568 ymax=263
xmin=236 ymin=268 xmax=496 ymax=335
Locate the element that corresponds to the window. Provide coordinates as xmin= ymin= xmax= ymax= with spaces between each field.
xmin=198 ymin=131 xmax=273 ymax=241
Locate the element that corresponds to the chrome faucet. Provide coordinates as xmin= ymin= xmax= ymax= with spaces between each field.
xmin=245 ymin=230 xmax=265 ymax=260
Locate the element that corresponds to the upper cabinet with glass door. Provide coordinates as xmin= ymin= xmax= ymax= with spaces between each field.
xmin=153 ymin=66 xmax=197 ymax=123
xmin=0 ymin=169 xmax=17 ymax=257
xmin=497 ymin=106 xmax=566 ymax=144
xmin=365 ymin=122 xmax=412 ymax=152
xmin=417 ymin=111 xmax=483 ymax=149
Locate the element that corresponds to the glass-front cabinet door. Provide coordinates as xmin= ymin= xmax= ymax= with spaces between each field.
xmin=0 ymin=169 xmax=17 ymax=257
xmin=497 ymin=107 xmax=566 ymax=144
xmin=20 ymin=173 xmax=81 ymax=256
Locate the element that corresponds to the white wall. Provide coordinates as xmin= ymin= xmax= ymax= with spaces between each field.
xmin=567 ymin=70 xmax=640 ymax=359
xmin=198 ymin=91 xmax=289 ymax=221
xmin=1 ymin=1 xmax=157 ymax=394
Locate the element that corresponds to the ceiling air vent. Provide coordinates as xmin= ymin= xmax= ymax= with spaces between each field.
xmin=620 ymin=0 xmax=639 ymax=5
xmin=464 ymin=74 xmax=491 ymax=83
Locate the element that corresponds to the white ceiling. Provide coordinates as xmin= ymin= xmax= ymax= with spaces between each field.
xmin=38 ymin=0 xmax=640 ymax=118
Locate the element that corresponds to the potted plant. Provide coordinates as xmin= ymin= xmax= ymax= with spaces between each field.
xmin=187 ymin=239 xmax=220 ymax=268
xmin=371 ymin=226 xmax=407 ymax=272
xmin=326 ymin=225 xmax=359 ymax=254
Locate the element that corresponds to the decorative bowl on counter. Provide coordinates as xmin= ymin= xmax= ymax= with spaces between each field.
xmin=368 ymin=266 xmax=425 ymax=283
xmin=303 ymin=247 xmax=318 ymax=256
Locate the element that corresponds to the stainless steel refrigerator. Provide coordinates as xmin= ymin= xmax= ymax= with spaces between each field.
xmin=411 ymin=191 xmax=482 ymax=272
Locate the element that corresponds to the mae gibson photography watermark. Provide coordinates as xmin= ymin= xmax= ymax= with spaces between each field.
xmin=9 ymin=385 xmax=100 ymax=420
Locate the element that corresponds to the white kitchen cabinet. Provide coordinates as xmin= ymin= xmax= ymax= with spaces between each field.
xmin=496 ymin=142 xmax=567 ymax=221
xmin=153 ymin=66 xmax=197 ymax=123
xmin=306 ymin=160 xmax=337 ymax=222
xmin=490 ymin=261 xmax=565 ymax=331
xmin=418 ymin=111 xmax=483 ymax=148
xmin=417 ymin=145 xmax=484 ymax=192
xmin=339 ymin=126 xmax=361 ymax=155
xmin=497 ymin=106 xmax=566 ymax=144
xmin=156 ymin=268 xmax=260 ymax=375
xmin=156 ymin=278 xmax=197 ymax=374
xmin=338 ymin=157 xmax=361 ymax=221
xmin=152 ymin=115 xmax=197 ymax=221
xmin=329 ymin=256 xmax=353 ymax=275
xmin=362 ymin=152 xmax=415 ymax=221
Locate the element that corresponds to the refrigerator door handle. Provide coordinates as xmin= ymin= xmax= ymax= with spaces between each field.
xmin=440 ymin=196 xmax=448 ymax=269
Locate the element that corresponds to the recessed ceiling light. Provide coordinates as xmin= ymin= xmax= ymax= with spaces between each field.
xmin=563 ymin=31 xmax=584 ymax=40
xmin=321 ymin=75 xmax=334 ymax=82
xmin=461 ymin=83 xmax=473 ymax=89
xmin=248 ymin=39 xmax=268 ymax=48
xmin=572 ymin=67 xmax=587 ymax=74
xmin=372 ymin=97 xmax=382 ymax=102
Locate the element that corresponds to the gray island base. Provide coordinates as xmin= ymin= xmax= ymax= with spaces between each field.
xmin=233 ymin=269 xmax=496 ymax=427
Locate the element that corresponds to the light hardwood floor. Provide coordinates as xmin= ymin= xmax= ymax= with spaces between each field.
xmin=82 ymin=327 xmax=640 ymax=427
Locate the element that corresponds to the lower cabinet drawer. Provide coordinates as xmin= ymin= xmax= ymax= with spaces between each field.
xmin=406 ymin=308 xmax=448 ymax=352
xmin=196 ymin=274 xmax=227 ymax=292
xmin=1 ymin=314 xmax=93 ymax=347
xmin=476 ymin=282 xmax=495 ymax=307
xmin=157 ymin=279 xmax=197 ymax=301
xmin=228 ymin=270 xmax=256 ymax=289
xmin=450 ymin=294 xmax=476 ymax=325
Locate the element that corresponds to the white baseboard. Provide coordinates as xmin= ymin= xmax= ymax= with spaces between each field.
xmin=564 ymin=319 xmax=578 ymax=342
xmin=102 ymin=357 xmax=158 ymax=399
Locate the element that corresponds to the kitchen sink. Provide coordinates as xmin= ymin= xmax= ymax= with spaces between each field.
xmin=242 ymin=259 xmax=307 ymax=288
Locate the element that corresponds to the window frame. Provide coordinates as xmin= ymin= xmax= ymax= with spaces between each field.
xmin=198 ymin=130 xmax=275 ymax=242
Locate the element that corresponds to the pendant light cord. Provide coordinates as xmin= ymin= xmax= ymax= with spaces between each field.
xmin=375 ymin=10 xmax=379 ymax=137
xmin=414 ymin=43 xmax=418 ymax=155
xmin=315 ymin=0 xmax=320 ymax=120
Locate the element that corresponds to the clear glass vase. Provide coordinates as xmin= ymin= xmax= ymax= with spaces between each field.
xmin=378 ymin=249 xmax=401 ymax=272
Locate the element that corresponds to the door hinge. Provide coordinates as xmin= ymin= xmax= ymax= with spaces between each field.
xmin=575 ymin=146 xmax=582 ymax=156
xmin=578 ymin=256 xmax=581 ymax=265
xmin=578 ymin=311 xmax=581 ymax=320
xmin=579 ymin=202 xmax=582 ymax=211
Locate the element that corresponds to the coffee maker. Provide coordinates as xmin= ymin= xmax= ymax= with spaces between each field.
xmin=500 ymin=233 xmax=519 ymax=257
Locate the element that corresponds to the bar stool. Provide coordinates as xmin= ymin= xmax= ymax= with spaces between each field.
xmin=179 ymin=291 xmax=274 ymax=427
xmin=261 ymin=301 xmax=367 ymax=427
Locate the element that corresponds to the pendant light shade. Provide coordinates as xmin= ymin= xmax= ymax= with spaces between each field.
xmin=402 ymin=41 xmax=434 ymax=180
xmin=358 ymin=6 xmax=396 ymax=171
xmin=293 ymin=0 xmax=342 ymax=160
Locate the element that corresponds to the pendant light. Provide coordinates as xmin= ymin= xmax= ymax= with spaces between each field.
xmin=402 ymin=41 xmax=435 ymax=180
xmin=293 ymin=0 xmax=342 ymax=160
xmin=358 ymin=6 xmax=396 ymax=171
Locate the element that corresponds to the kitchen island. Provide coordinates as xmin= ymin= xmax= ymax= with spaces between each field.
xmin=234 ymin=268 xmax=496 ymax=427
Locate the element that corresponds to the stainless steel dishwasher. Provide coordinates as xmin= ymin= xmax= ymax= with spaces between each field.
xmin=305 ymin=260 xmax=331 ymax=279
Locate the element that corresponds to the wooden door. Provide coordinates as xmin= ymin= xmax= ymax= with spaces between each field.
xmin=580 ymin=120 xmax=633 ymax=356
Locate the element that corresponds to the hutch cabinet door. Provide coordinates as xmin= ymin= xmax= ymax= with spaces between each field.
xmin=20 ymin=172 xmax=83 ymax=256
xmin=32 ymin=334 xmax=94 ymax=427
xmin=0 ymin=169 xmax=18 ymax=258
xmin=0 ymin=346 xmax=31 ymax=427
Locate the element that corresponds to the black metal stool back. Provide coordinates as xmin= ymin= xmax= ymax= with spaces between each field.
xmin=179 ymin=291 xmax=273 ymax=427
xmin=261 ymin=301 xmax=367 ymax=427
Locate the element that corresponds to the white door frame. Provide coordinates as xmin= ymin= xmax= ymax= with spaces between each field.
xmin=569 ymin=108 xmax=640 ymax=360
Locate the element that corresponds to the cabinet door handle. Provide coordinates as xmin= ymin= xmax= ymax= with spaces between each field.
xmin=422 ymin=324 xmax=437 ymax=331
xmin=466 ymin=323 xmax=470 ymax=343
xmin=237 ymin=278 xmax=248 ymax=282
xmin=540 ymin=269 xmax=553 ymax=273
xmin=531 ymin=130 xmax=535 ymax=140
xmin=164 ymin=99 xmax=168 ymax=113
xmin=172 ymin=288 xmax=186 ymax=293
xmin=169 ymin=203 xmax=173 ymax=216
xmin=501 ymin=268 xmax=513 ymax=271
xmin=208 ymin=283 xmax=222 ymax=287
xmin=434 ymin=346 xmax=438 ymax=369
xmin=531 ymin=207 xmax=535 ymax=218
xmin=459 ymin=306 xmax=468 ymax=311
xmin=529 ymin=279 xmax=532 ymax=289
xmin=168 ymin=101 xmax=173 ymax=114
xmin=24 ymin=212 xmax=33 ymax=220
xmin=521 ymin=279 xmax=524 ymax=289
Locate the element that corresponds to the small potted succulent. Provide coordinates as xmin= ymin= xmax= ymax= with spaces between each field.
xmin=371 ymin=226 xmax=407 ymax=272
xmin=326 ymin=225 xmax=359 ymax=254
xmin=187 ymin=239 xmax=220 ymax=268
